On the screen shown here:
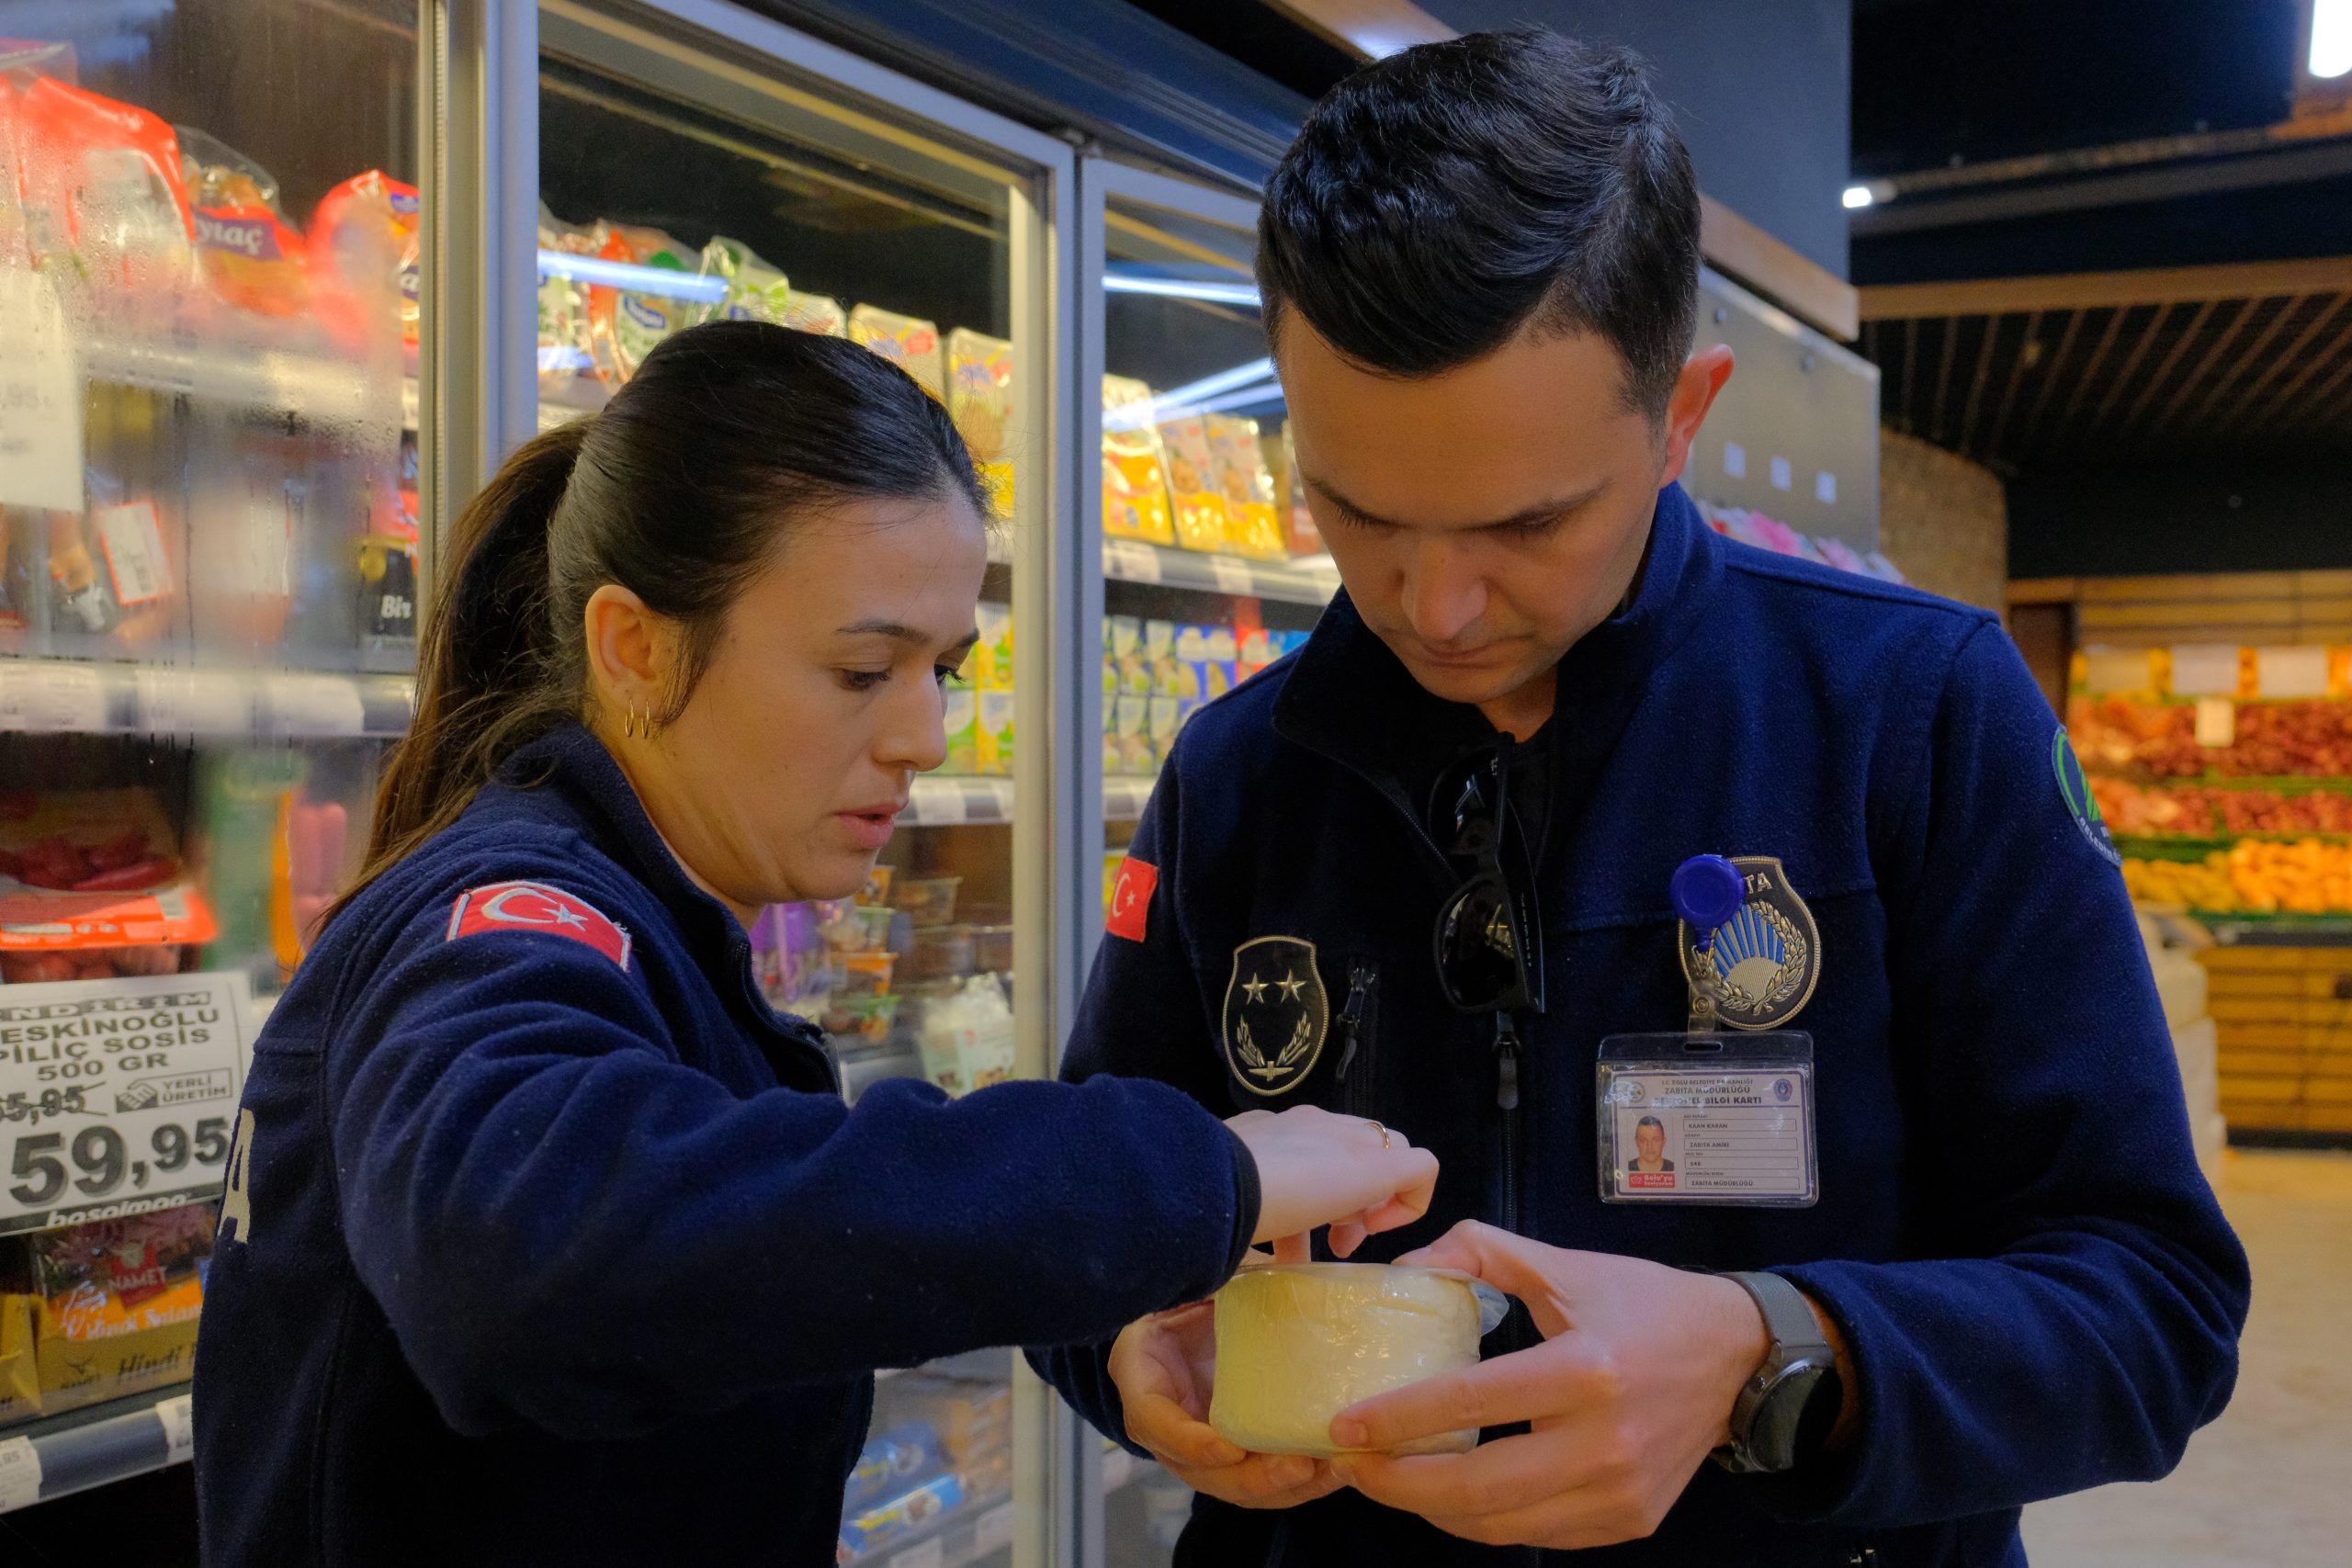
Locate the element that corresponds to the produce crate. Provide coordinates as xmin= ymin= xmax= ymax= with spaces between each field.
xmin=2199 ymin=939 xmax=2352 ymax=1142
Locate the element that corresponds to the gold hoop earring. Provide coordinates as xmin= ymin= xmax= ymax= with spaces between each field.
xmin=624 ymin=704 xmax=639 ymax=740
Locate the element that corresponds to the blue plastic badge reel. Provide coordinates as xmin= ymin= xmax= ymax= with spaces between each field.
xmin=1592 ymin=855 xmax=1819 ymax=1207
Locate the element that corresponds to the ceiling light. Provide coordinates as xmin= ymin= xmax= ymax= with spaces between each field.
xmin=537 ymin=250 xmax=727 ymax=303
xmin=1842 ymin=184 xmax=1875 ymax=210
xmin=2315 ymin=0 xmax=2352 ymax=77
xmin=1104 ymin=273 xmax=1263 ymax=307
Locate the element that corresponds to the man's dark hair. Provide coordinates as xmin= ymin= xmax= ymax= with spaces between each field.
xmin=1635 ymin=1115 xmax=1665 ymax=1133
xmin=1257 ymin=28 xmax=1701 ymax=417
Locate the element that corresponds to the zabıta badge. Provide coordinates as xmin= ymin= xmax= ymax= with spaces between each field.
xmin=1222 ymin=935 xmax=1329 ymax=1096
xmin=1677 ymin=857 xmax=1820 ymax=1031
xmin=2052 ymin=730 xmax=2122 ymax=867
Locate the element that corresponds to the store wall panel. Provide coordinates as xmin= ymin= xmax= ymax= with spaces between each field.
xmin=1878 ymin=429 xmax=2007 ymax=610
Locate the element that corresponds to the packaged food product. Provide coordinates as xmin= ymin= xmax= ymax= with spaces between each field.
xmin=51 ymin=479 xmax=177 ymax=645
xmin=309 ymin=169 xmax=420 ymax=352
xmin=848 ymin=305 xmax=944 ymax=400
xmin=1109 ymin=615 xmax=1149 ymax=696
xmin=13 ymin=75 xmax=195 ymax=307
xmin=969 ymin=922 xmax=1013 ymax=974
xmin=1210 ymin=1263 xmax=1482 ymax=1457
xmin=0 ymin=1292 xmax=36 ymax=1424
xmin=822 ymin=992 xmax=899 ymax=1044
xmin=977 ymin=690 xmax=1015 ymax=776
xmin=902 ymin=923 xmax=975 ymax=982
xmin=1176 ymin=624 xmax=1238 ymax=702
xmin=1205 ymin=415 xmax=1288 ymax=560
xmin=536 ymin=206 xmax=598 ymax=394
xmin=845 ymin=1422 xmax=944 ymax=1510
xmin=0 ymin=789 xmax=215 ymax=962
xmin=916 ymin=972 xmax=1012 ymax=1095
xmin=837 ymin=1472 xmax=962 ymax=1560
xmin=947 ymin=328 xmax=1014 ymax=513
xmin=586 ymin=223 xmax=702 ymax=384
xmin=835 ymin=950 xmax=896 ymax=997
xmin=891 ymin=1375 xmax=1012 ymax=1466
xmin=1157 ymin=417 xmax=1232 ymax=555
xmin=855 ymin=865 xmax=895 ymax=907
xmin=1114 ymin=694 xmax=1153 ymax=775
xmin=971 ymin=603 xmax=1014 ymax=690
xmin=178 ymin=128 xmax=306 ymax=317
xmin=1148 ymin=695 xmax=1183 ymax=768
xmin=1102 ymin=377 xmax=1176 ymax=546
xmin=941 ymin=681 xmax=978 ymax=775
xmin=27 ymin=1205 xmax=213 ymax=1418
xmin=1276 ymin=419 xmax=1326 ymax=556
xmin=697 ymin=234 xmax=792 ymax=323
xmin=752 ymin=902 xmax=830 ymax=1015
xmin=782 ymin=290 xmax=846 ymax=337
xmin=896 ymin=875 xmax=962 ymax=929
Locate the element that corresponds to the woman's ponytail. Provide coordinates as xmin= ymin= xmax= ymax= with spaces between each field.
xmin=325 ymin=421 xmax=587 ymax=928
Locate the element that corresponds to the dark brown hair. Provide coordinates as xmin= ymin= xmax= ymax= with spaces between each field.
xmin=332 ymin=320 xmax=988 ymax=925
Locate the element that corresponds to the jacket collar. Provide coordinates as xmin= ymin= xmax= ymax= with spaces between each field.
xmin=1272 ymin=482 xmax=1724 ymax=851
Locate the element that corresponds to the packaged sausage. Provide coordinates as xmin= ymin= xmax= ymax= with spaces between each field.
xmin=1101 ymin=377 xmax=1176 ymax=546
xmin=849 ymin=305 xmax=945 ymax=400
xmin=586 ymin=223 xmax=702 ymax=385
xmin=309 ymin=170 xmax=420 ymax=353
xmin=0 ymin=788 xmax=215 ymax=972
xmin=12 ymin=74 xmax=195 ymax=311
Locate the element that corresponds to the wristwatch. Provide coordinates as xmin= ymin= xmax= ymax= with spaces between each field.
xmin=1713 ymin=1270 xmax=1842 ymax=1474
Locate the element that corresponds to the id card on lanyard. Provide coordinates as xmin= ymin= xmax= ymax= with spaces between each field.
xmin=1596 ymin=1031 xmax=1817 ymax=1205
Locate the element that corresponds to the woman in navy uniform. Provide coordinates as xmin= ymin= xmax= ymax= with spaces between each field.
xmin=191 ymin=322 xmax=1437 ymax=1565
xmin=1035 ymin=30 xmax=2248 ymax=1568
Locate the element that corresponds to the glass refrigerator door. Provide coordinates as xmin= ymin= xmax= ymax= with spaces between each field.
xmin=535 ymin=6 xmax=1071 ymax=1566
xmin=1081 ymin=161 xmax=1340 ymax=1567
xmin=0 ymin=0 xmax=421 ymax=1490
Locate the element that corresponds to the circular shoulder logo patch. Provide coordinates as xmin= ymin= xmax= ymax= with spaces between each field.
xmin=2052 ymin=731 xmax=2122 ymax=867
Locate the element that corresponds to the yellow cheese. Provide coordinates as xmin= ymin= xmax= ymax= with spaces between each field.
xmin=1209 ymin=1263 xmax=1481 ymax=1456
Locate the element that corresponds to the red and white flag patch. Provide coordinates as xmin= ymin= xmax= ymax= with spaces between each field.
xmin=447 ymin=881 xmax=632 ymax=969
xmin=1105 ymin=856 xmax=1158 ymax=942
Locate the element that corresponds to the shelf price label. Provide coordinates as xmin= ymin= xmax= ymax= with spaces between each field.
xmin=1103 ymin=539 xmax=1162 ymax=585
xmin=0 ymin=271 xmax=85 ymax=513
xmin=0 ymin=1435 xmax=40 ymax=1513
xmin=1208 ymin=555 xmax=1254 ymax=596
xmin=0 ymin=972 xmax=254 ymax=1237
xmin=157 ymin=1393 xmax=196 ymax=1463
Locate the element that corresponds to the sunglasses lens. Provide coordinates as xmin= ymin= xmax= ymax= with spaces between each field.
xmin=1438 ymin=879 xmax=1521 ymax=1009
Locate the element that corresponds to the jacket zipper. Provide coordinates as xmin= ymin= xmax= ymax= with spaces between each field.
xmin=1332 ymin=963 xmax=1378 ymax=1114
xmin=1494 ymin=1012 xmax=1521 ymax=1235
xmin=1848 ymin=1547 xmax=1881 ymax=1565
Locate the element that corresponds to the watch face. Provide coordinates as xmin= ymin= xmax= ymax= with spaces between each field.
xmin=1748 ymin=1358 xmax=1833 ymax=1472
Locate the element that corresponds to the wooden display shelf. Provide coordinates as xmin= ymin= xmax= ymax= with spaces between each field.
xmin=2201 ymin=942 xmax=2352 ymax=1143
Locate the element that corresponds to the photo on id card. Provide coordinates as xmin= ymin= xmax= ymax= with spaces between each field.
xmin=1596 ymin=1032 xmax=1818 ymax=1207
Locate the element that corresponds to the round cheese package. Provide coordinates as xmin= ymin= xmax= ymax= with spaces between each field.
xmin=1209 ymin=1262 xmax=1487 ymax=1457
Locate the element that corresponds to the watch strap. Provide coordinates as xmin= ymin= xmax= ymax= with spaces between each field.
xmin=1723 ymin=1270 xmax=1828 ymax=1355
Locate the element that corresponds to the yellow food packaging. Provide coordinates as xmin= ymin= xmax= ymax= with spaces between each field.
xmin=947 ymin=328 xmax=1015 ymax=514
xmin=783 ymin=291 xmax=846 ymax=337
xmin=0 ymin=1293 xmax=39 ymax=1423
xmin=1102 ymin=376 xmax=1176 ymax=545
xmin=1210 ymin=1263 xmax=1481 ymax=1457
xmin=1157 ymin=416 xmax=1233 ymax=555
xmin=1205 ymin=414 xmax=1288 ymax=561
xmin=36 ymin=1272 xmax=203 ymax=1417
xmin=941 ymin=682 xmax=978 ymax=776
xmin=849 ymin=304 xmax=945 ymax=400
xmin=977 ymin=690 xmax=1016 ymax=777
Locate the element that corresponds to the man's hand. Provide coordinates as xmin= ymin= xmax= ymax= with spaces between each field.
xmin=1326 ymin=1223 xmax=1775 ymax=1550
xmin=1109 ymin=1301 xmax=1344 ymax=1511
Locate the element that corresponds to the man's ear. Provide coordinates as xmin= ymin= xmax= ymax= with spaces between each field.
xmin=1657 ymin=344 xmax=1735 ymax=489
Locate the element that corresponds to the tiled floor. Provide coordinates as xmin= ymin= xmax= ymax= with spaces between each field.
xmin=2021 ymin=1148 xmax=2352 ymax=1568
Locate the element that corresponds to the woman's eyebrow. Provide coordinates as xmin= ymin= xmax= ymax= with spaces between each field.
xmin=838 ymin=619 xmax=982 ymax=656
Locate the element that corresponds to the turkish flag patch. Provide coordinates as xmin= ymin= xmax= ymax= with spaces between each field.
xmin=447 ymin=881 xmax=633 ymax=969
xmin=1105 ymin=857 xmax=1158 ymax=942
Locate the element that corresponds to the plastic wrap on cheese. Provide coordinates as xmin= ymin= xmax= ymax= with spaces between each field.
xmin=1209 ymin=1263 xmax=1482 ymax=1456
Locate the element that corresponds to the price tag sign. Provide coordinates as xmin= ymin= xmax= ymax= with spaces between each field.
xmin=1104 ymin=539 xmax=1162 ymax=585
xmin=2256 ymin=646 xmax=2330 ymax=700
xmin=135 ymin=668 xmax=252 ymax=735
xmin=156 ymin=1393 xmax=195 ymax=1463
xmin=0 ymin=662 xmax=108 ymax=733
xmin=0 ymin=1435 xmax=40 ymax=1513
xmin=0 ymin=972 xmax=254 ymax=1237
xmin=920 ymin=783 xmax=968 ymax=827
xmin=264 ymin=674 xmax=365 ymax=737
xmin=0 ymin=270 xmax=85 ymax=513
xmin=984 ymin=779 xmax=1015 ymax=822
xmin=1208 ymin=555 xmax=1254 ymax=596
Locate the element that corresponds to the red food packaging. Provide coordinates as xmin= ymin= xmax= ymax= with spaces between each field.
xmin=309 ymin=169 xmax=419 ymax=351
xmin=13 ymin=74 xmax=195 ymax=303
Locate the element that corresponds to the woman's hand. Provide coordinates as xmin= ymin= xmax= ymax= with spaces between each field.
xmin=1227 ymin=1106 xmax=1439 ymax=1261
xmin=1108 ymin=1303 xmax=1345 ymax=1512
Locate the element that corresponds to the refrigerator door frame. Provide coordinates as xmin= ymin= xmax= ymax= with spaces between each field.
xmin=1073 ymin=152 xmax=1270 ymax=1566
xmin=470 ymin=3 xmax=1087 ymax=1563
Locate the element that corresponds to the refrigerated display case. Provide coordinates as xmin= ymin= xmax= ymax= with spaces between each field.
xmin=0 ymin=0 xmax=424 ymax=1514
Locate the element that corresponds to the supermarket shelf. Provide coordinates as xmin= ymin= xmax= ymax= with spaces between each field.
xmin=858 ymin=1447 xmax=1159 ymax=1567
xmin=1102 ymin=539 xmax=1340 ymax=607
xmin=904 ymin=776 xmax=1159 ymax=827
xmin=0 ymin=1385 xmax=190 ymax=1516
xmin=85 ymin=335 xmax=382 ymax=426
xmin=0 ymin=660 xmax=414 ymax=739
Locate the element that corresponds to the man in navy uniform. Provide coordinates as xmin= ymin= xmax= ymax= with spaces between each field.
xmin=1032 ymin=28 xmax=2246 ymax=1568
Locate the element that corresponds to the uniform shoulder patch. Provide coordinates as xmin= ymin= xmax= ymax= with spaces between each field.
xmin=1106 ymin=856 xmax=1158 ymax=942
xmin=447 ymin=880 xmax=633 ymax=969
xmin=2051 ymin=731 xmax=2122 ymax=867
